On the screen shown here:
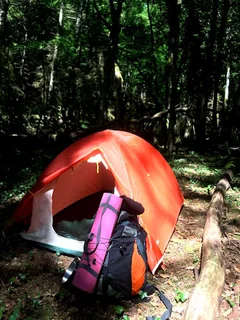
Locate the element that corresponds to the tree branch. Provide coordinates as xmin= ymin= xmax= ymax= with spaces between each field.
xmin=94 ymin=0 xmax=111 ymax=30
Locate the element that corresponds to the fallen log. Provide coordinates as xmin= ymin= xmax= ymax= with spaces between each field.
xmin=182 ymin=171 xmax=232 ymax=320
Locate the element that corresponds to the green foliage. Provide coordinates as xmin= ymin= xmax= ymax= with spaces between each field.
xmin=139 ymin=290 xmax=148 ymax=299
xmin=5 ymin=292 xmax=44 ymax=320
xmin=0 ymin=301 xmax=6 ymax=320
xmin=9 ymin=303 xmax=21 ymax=320
xmin=1 ymin=168 xmax=39 ymax=204
xmin=0 ymin=0 xmax=240 ymax=145
xmin=225 ymin=159 xmax=236 ymax=170
xmin=170 ymin=153 xmax=222 ymax=196
xmin=175 ymin=288 xmax=188 ymax=303
xmin=233 ymin=232 xmax=240 ymax=240
xmin=193 ymin=257 xmax=199 ymax=264
xmin=18 ymin=273 xmax=27 ymax=282
xmin=114 ymin=305 xmax=125 ymax=315
xmin=114 ymin=306 xmax=130 ymax=320
xmin=226 ymin=297 xmax=236 ymax=308
xmin=8 ymin=273 xmax=27 ymax=288
xmin=56 ymin=289 xmax=66 ymax=301
xmin=31 ymin=296 xmax=41 ymax=309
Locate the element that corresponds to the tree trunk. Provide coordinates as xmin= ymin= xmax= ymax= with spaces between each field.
xmin=224 ymin=65 xmax=230 ymax=107
xmin=114 ymin=63 xmax=125 ymax=120
xmin=184 ymin=0 xmax=203 ymax=124
xmin=212 ymin=0 xmax=230 ymax=132
xmin=0 ymin=0 xmax=8 ymax=47
xmin=221 ymin=65 xmax=230 ymax=139
xmin=196 ymin=0 xmax=219 ymax=149
xmin=0 ymin=0 xmax=12 ymax=126
xmin=48 ymin=2 xmax=64 ymax=99
xmin=74 ymin=0 xmax=90 ymax=67
xmin=183 ymin=171 xmax=232 ymax=320
xmin=20 ymin=25 xmax=27 ymax=76
xmin=0 ymin=0 xmax=9 ymax=87
xmin=99 ymin=0 xmax=123 ymax=124
xmin=146 ymin=0 xmax=159 ymax=106
xmin=165 ymin=0 xmax=181 ymax=153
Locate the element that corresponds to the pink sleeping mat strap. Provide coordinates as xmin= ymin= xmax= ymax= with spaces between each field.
xmin=72 ymin=192 xmax=123 ymax=293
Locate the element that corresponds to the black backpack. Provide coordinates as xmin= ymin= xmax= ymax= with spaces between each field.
xmin=63 ymin=209 xmax=172 ymax=320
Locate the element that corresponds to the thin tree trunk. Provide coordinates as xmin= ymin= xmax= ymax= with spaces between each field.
xmin=0 ymin=0 xmax=8 ymax=47
xmin=0 ymin=0 xmax=9 ymax=82
xmin=212 ymin=0 xmax=230 ymax=131
xmin=75 ymin=0 xmax=90 ymax=67
xmin=183 ymin=171 xmax=232 ymax=320
xmin=0 ymin=0 xmax=12 ymax=125
xmin=224 ymin=65 xmax=230 ymax=106
xmin=196 ymin=0 xmax=219 ymax=148
xmin=165 ymin=0 xmax=181 ymax=153
xmin=221 ymin=65 xmax=230 ymax=139
xmin=146 ymin=0 xmax=159 ymax=106
xmin=20 ymin=26 xmax=27 ymax=76
xmin=114 ymin=63 xmax=125 ymax=120
xmin=36 ymin=55 xmax=48 ymax=135
xmin=98 ymin=0 xmax=123 ymax=124
xmin=184 ymin=0 xmax=202 ymax=119
xmin=48 ymin=2 xmax=63 ymax=98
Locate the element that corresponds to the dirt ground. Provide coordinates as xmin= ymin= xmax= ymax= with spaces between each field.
xmin=0 ymin=177 xmax=239 ymax=320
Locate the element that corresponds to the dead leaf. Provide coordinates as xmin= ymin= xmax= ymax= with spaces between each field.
xmin=150 ymin=301 xmax=157 ymax=307
xmin=223 ymin=308 xmax=232 ymax=317
xmin=160 ymin=263 xmax=167 ymax=271
xmin=226 ymin=269 xmax=236 ymax=284
xmin=159 ymin=273 xmax=170 ymax=279
xmin=167 ymin=279 xmax=173 ymax=286
xmin=233 ymin=265 xmax=240 ymax=273
xmin=185 ymin=266 xmax=195 ymax=270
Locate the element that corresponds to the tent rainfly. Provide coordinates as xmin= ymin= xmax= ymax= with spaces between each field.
xmin=4 ymin=129 xmax=184 ymax=274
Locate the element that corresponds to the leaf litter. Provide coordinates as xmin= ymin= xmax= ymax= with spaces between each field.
xmin=0 ymin=159 xmax=239 ymax=319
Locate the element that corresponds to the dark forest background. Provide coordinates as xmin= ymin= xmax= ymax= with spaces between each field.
xmin=1 ymin=0 xmax=240 ymax=159
xmin=0 ymin=3 xmax=240 ymax=319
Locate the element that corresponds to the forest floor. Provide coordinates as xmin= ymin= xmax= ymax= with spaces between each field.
xmin=0 ymin=147 xmax=240 ymax=320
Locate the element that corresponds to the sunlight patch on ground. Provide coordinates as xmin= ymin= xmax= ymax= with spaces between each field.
xmin=172 ymin=160 xmax=220 ymax=179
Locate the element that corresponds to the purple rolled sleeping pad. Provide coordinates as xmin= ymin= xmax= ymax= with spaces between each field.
xmin=72 ymin=192 xmax=123 ymax=293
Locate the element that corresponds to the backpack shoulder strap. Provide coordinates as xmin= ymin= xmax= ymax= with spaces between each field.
xmin=145 ymin=285 xmax=172 ymax=320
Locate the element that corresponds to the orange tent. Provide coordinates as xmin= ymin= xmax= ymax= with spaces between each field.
xmin=5 ymin=129 xmax=184 ymax=273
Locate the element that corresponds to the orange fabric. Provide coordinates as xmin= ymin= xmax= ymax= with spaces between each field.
xmin=131 ymin=241 xmax=146 ymax=295
xmin=6 ymin=129 xmax=184 ymax=273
